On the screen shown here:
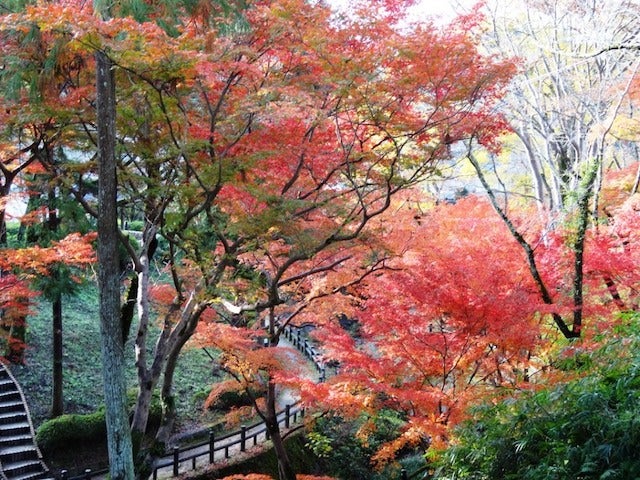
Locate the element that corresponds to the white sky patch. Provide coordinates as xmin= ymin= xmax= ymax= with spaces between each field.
xmin=328 ymin=0 xmax=476 ymax=24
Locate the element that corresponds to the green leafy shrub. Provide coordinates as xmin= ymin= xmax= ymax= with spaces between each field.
xmin=435 ymin=321 xmax=640 ymax=480
xmin=36 ymin=410 xmax=106 ymax=453
xmin=125 ymin=220 xmax=145 ymax=231
xmin=37 ymin=393 xmax=163 ymax=453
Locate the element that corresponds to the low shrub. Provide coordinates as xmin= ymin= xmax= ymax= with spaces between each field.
xmin=205 ymin=380 xmax=266 ymax=411
xmin=36 ymin=393 xmax=163 ymax=453
xmin=36 ymin=410 xmax=106 ymax=453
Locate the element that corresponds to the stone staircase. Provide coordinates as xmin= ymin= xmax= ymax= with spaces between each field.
xmin=0 ymin=363 xmax=52 ymax=480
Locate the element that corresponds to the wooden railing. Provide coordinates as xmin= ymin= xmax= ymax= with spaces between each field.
xmin=281 ymin=324 xmax=326 ymax=381
xmin=151 ymin=403 xmax=305 ymax=479
xmin=60 ymin=402 xmax=306 ymax=480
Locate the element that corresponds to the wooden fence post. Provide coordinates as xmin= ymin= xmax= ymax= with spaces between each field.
xmin=83 ymin=469 xmax=91 ymax=480
xmin=173 ymin=446 xmax=180 ymax=476
xmin=60 ymin=470 xmax=68 ymax=480
xmin=209 ymin=428 xmax=215 ymax=464
xmin=240 ymin=425 xmax=247 ymax=452
xmin=285 ymin=404 xmax=291 ymax=428
xmin=401 ymin=468 xmax=408 ymax=479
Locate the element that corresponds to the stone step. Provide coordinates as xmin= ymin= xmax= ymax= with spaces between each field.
xmin=0 ymin=391 xmax=22 ymax=403
xmin=0 ymin=379 xmax=17 ymax=394
xmin=2 ymin=459 xmax=46 ymax=479
xmin=6 ymin=471 xmax=52 ymax=480
xmin=0 ymin=434 xmax=33 ymax=448
xmin=0 ymin=412 xmax=27 ymax=426
xmin=0 ymin=366 xmax=50 ymax=480
xmin=0 ymin=402 xmax=25 ymax=415
xmin=0 ymin=422 xmax=31 ymax=437
xmin=0 ymin=446 xmax=39 ymax=465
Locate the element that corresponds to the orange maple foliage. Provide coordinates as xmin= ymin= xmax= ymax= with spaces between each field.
xmin=0 ymin=232 xmax=96 ymax=362
xmin=0 ymin=233 xmax=96 ymax=275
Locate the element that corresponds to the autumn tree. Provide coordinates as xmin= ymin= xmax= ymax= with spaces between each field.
xmin=436 ymin=313 xmax=640 ymax=480
xmin=104 ymin=2 xmax=513 ymax=476
xmin=0 ymin=233 xmax=96 ymax=362
xmin=189 ymin=5 xmax=515 ymax=479
xmin=86 ymin=0 xmax=138 ymax=474
xmin=0 ymin=0 xmax=94 ymax=246
xmin=300 ymin=196 xmax=543 ymax=460
xmin=482 ymin=0 xmax=640 ymax=209
xmin=0 ymin=0 xmax=101 ymax=417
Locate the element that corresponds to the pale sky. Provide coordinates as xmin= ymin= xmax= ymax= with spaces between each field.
xmin=329 ymin=0 xmax=478 ymax=25
xmin=410 ymin=0 xmax=473 ymax=22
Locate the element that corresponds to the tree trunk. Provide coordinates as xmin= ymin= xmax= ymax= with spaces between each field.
xmin=96 ymin=48 xmax=135 ymax=480
xmin=0 ymin=209 xmax=7 ymax=246
xmin=5 ymin=299 xmax=27 ymax=364
xmin=515 ymin=127 xmax=547 ymax=209
xmin=135 ymin=326 xmax=189 ymax=479
xmin=131 ymin=251 xmax=154 ymax=446
xmin=51 ymin=292 xmax=64 ymax=417
xmin=132 ymin=292 xmax=206 ymax=479
xmin=264 ymin=381 xmax=296 ymax=480
xmin=570 ymin=164 xmax=598 ymax=337
xmin=466 ymin=148 xmax=578 ymax=339
xmin=154 ymin=303 xmax=204 ymax=444
xmin=49 ymin=187 xmax=64 ymax=418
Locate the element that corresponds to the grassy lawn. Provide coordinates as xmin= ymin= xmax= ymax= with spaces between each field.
xmin=11 ymin=279 xmax=218 ymax=432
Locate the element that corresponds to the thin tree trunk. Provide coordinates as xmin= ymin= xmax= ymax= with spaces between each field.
xmin=0 ymin=178 xmax=12 ymax=246
xmin=570 ymin=164 xmax=598 ymax=336
xmin=632 ymin=155 xmax=640 ymax=195
xmin=515 ymin=127 xmax=547 ymax=209
xmin=265 ymin=381 xmax=297 ymax=480
xmin=51 ymin=292 xmax=64 ymax=417
xmin=131 ymin=249 xmax=153 ymax=444
xmin=49 ymin=187 xmax=64 ymax=418
xmin=96 ymin=48 xmax=135 ymax=480
xmin=5 ymin=299 xmax=27 ymax=364
xmin=132 ymin=295 xmax=205 ymax=479
xmin=0 ymin=209 xmax=7 ymax=246
xmin=603 ymin=275 xmax=626 ymax=311
xmin=136 ymin=319 xmax=196 ymax=478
